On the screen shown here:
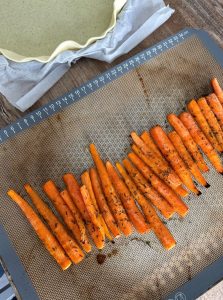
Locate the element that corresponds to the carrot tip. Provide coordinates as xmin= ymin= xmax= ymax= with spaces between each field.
xmin=205 ymin=183 xmax=210 ymax=188
xmin=197 ymin=191 xmax=202 ymax=196
xmin=111 ymin=240 xmax=115 ymax=244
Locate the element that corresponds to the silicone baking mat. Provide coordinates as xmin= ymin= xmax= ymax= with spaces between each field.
xmin=0 ymin=29 xmax=223 ymax=300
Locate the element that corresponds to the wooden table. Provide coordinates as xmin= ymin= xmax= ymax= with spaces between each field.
xmin=0 ymin=0 xmax=222 ymax=128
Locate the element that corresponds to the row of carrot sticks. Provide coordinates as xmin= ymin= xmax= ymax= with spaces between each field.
xmin=7 ymin=78 xmax=223 ymax=270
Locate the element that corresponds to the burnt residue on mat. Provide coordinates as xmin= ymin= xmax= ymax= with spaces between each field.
xmin=130 ymin=237 xmax=152 ymax=248
xmin=96 ymin=254 xmax=106 ymax=265
xmin=96 ymin=249 xmax=119 ymax=264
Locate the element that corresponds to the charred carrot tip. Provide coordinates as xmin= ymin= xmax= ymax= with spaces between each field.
xmin=197 ymin=191 xmax=202 ymax=196
xmin=205 ymin=183 xmax=210 ymax=188
xmin=220 ymin=172 xmax=223 ymax=175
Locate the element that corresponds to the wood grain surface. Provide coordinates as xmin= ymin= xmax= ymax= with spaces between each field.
xmin=0 ymin=0 xmax=222 ymax=128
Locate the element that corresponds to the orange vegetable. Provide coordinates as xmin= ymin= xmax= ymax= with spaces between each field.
xmin=187 ymin=99 xmax=222 ymax=152
xmin=128 ymin=152 xmax=188 ymax=217
xmin=131 ymin=144 xmax=188 ymax=196
xmin=90 ymin=168 xmax=120 ymax=238
xmin=167 ymin=113 xmax=209 ymax=172
xmin=81 ymin=170 xmax=112 ymax=240
xmin=63 ymin=173 xmax=108 ymax=249
xmin=7 ymin=189 xmax=72 ymax=270
xmin=89 ymin=144 xmax=132 ymax=236
xmin=80 ymin=185 xmax=105 ymax=249
xmin=175 ymin=186 xmax=189 ymax=198
xmin=116 ymin=163 xmax=176 ymax=250
xmin=168 ymin=131 xmax=208 ymax=187
xmin=106 ymin=161 xmax=150 ymax=234
xmin=43 ymin=180 xmax=89 ymax=251
xmin=197 ymin=97 xmax=223 ymax=152
xmin=141 ymin=131 xmax=163 ymax=159
xmin=63 ymin=173 xmax=89 ymax=221
xmin=179 ymin=112 xmax=223 ymax=173
xmin=60 ymin=189 xmax=91 ymax=253
xmin=123 ymin=158 xmax=174 ymax=219
xmin=206 ymin=93 xmax=223 ymax=130
xmin=131 ymin=132 xmax=182 ymax=189
xmin=150 ymin=125 xmax=201 ymax=195
xmin=24 ymin=184 xmax=85 ymax=262
xmin=211 ymin=78 xmax=223 ymax=104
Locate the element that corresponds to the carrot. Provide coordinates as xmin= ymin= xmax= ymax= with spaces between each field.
xmin=7 ymin=189 xmax=72 ymax=270
xmin=175 ymin=186 xmax=189 ymax=198
xmin=89 ymin=144 xmax=132 ymax=236
xmin=131 ymin=144 xmax=187 ymax=196
xmin=211 ymin=78 xmax=223 ymax=104
xmin=187 ymin=99 xmax=222 ymax=152
xmin=81 ymin=171 xmax=112 ymax=241
xmin=60 ymin=190 xmax=91 ymax=253
xmin=167 ymin=113 xmax=209 ymax=172
xmin=80 ymin=185 xmax=101 ymax=228
xmin=81 ymin=171 xmax=98 ymax=210
xmin=128 ymin=152 xmax=188 ymax=217
xmin=168 ymin=131 xmax=208 ymax=187
xmin=150 ymin=125 xmax=201 ymax=195
xmin=197 ymin=97 xmax=223 ymax=151
xmin=80 ymin=185 xmax=105 ymax=249
xmin=106 ymin=161 xmax=150 ymax=234
xmin=43 ymin=180 xmax=89 ymax=250
xmin=89 ymin=168 xmax=120 ymax=238
xmin=62 ymin=174 xmax=106 ymax=249
xmin=179 ymin=112 xmax=223 ymax=173
xmin=131 ymin=132 xmax=182 ymax=189
xmin=63 ymin=173 xmax=89 ymax=221
xmin=25 ymin=184 xmax=85 ymax=262
xmin=123 ymin=158 xmax=174 ymax=219
xmin=141 ymin=131 xmax=163 ymax=159
xmin=116 ymin=163 xmax=176 ymax=250
xmin=206 ymin=93 xmax=223 ymax=130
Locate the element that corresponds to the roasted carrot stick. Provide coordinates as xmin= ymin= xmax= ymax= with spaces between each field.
xmin=187 ymin=99 xmax=222 ymax=152
xmin=141 ymin=131 xmax=191 ymax=197
xmin=123 ymin=158 xmax=174 ymax=219
xmin=131 ymin=132 xmax=182 ymax=189
xmin=7 ymin=189 xmax=72 ymax=270
xmin=60 ymin=189 xmax=91 ymax=253
xmin=197 ymin=97 xmax=223 ymax=151
xmin=179 ymin=112 xmax=223 ymax=173
xmin=106 ymin=161 xmax=150 ymax=234
xmin=80 ymin=185 xmax=101 ymax=228
xmin=150 ymin=125 xmax=201 ymax=195
xmin=141 ymin=131 xmax=163 ymax=159
xmin=81 ymin=171 xmax=98 ymax=210
xmin=116 ymin=163 xmax=176 ymax=250
xmin=167 ymin=113 xmax=209 ymax=172
xmin=63 ymin=173 xmax=89 ymax=221
xmin=81 ymin=171 xmax=112 ymax=240
xmin=168 ymin=131 xmax=208 ymax=187
xmin=43 ymin=180 xmax=89 ymax=250
xmin=63 ymin=173 xmax=107 ymax=249
xmin=90 ymin=168 xmax=120 ymax=238
xmin=24 ymin=184 xmax=85 ymax=262
xmin=206 ymin=93 xmax=223 ymax=130
xmin=89 ymin=144 xmax=132 ymax=236
xmin=128 ymin=152 xmax=189 ymax=217
xmin=211 ymin=78 xmax=223 ymax=104
xmin=80 ymin=185 xmax=105 ymax=249
xmin=131 ymin=144 xmax=188 ymax=196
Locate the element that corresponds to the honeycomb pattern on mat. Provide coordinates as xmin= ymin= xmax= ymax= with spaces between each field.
xmin=0 ymin=36 xmax=223 ymax=300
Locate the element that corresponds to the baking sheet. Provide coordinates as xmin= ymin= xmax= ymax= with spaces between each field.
xmin=0 ymin=33 xmax=223 ymax=300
